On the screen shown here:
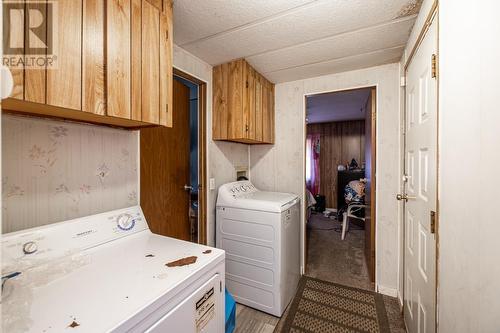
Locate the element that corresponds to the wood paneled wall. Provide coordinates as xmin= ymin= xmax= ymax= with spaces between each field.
xmin=307 ymin=120 xmax=365 ymax=208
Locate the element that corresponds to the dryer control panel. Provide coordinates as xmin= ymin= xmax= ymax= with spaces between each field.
xmin=227 ymin=181 xmax=257 ymax=195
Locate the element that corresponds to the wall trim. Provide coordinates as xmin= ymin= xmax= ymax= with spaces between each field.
xmin=377 ymin=285 xmax=398 ymax=298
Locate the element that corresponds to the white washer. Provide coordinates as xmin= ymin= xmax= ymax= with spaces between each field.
xmin=1 ymin=206 xmax=225 ymax=333
xmin=216 ymin=181 xmax=300 ymax=317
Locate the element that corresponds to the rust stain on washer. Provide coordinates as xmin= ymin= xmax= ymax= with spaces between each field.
xmin=395 ymin=0 xmax=423 ymax=18
xmin=166 ymin=256 xmax=197 ymax=267
xmin=68 ymin=320 xmax=80 ymax=328
xmin=202 ymin=250 xmax=212 ymax=254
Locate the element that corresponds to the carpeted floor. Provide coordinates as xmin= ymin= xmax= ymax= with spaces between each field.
xmin=306 ymin=213 xmax=372 ymax=291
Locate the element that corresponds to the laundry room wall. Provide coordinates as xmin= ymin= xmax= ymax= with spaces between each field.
xmin=173 ymin=45 xmax=249 ymax=246
xmin=250 ymin=63 xmax=402 ymax=296
xmin=2 ymin=114 xmax=139 ymax=233
xmin=437 ymin=1 xmax=500 ymax=331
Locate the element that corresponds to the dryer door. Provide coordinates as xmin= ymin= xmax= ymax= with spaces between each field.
xmin=145 ymin=274 xmax=223 ymax=333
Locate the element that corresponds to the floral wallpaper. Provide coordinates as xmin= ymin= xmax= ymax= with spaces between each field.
xmin=2 ymin=114 xmax=139 ymax=233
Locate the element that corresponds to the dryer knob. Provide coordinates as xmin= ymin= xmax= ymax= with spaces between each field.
xmin=23 ymin=241 xmax=38 ymax=255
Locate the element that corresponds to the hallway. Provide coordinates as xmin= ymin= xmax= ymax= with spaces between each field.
xmin=306 ymin=214 xmax=406 ymax=332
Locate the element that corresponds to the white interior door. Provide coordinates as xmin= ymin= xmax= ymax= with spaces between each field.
xmin=403 ymin=18 xmax=438 ymax=333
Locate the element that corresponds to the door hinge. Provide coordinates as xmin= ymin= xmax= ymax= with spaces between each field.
xmin=430 ymin=210 xmax=436 ymax=234
xmin=220 ymin=281 xmax=222 ymax=292
xmin=431 ymin=54 xmax=438 ymax=79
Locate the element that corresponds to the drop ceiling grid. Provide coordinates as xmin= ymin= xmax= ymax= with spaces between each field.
xmin=173 ymin=0 xmax=421 ymax=82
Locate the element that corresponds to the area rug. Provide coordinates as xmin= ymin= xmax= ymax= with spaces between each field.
xmin=275 ymin=276 xmax=390 ymax=333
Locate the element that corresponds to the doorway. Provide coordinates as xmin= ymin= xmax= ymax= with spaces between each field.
xmin=140 ymin=69 xmax=207 ymax=244
xmin=304 ymin=87 xmax=376 ymax=290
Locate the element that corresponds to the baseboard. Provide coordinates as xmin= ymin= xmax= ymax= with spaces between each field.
xmin=377 ymin=285 xmax=398 ymax=297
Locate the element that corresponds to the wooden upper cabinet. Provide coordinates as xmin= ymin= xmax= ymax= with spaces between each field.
xmin=83 ymin=0 xmax=106 ymax=115
xmin=107 ymin=0 xmax=131 ymax=119
xmin=213 ymin=59 xmax=275 ymax=144
xmin=141 ymin=0 xmax=160 ymax=124
xmin=159 ymin=0 xmax=173 ymax=127
xmin=47 ymin=0 xmax=82 ymax=110
xmin=2 ymin=0 xmax=173 ymax=129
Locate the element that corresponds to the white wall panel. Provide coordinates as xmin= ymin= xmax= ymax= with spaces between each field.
xmin=438 ymin=0 xmax=500 ymax=331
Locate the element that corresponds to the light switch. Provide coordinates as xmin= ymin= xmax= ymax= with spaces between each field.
xmin=209 ymin=178 xmax=216 ymax=190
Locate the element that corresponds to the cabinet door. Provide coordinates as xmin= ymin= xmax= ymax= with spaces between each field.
xmin=243 ymin=63 xmax=255 ymax=140
xmin=24 ymin=1 xmax=46 ymax=104
xmin=6 ymin=0 xmax=25 ymax=100
xmin=262 ymin=81 xmax=275 ymax=144
xmin=130 ymin=0 xmax=142 ymax=121
xmin=107 ymin=0 xmax=131 ymax=119
xmin=141 ymin=0 xmax=160 ymax=124
xmin=227 ymin=59 xmax=244 ymax=139
xmin=254 ymin=75 xmax=263 ymax=142
xmin=47 ymin=0 xmax=82 ymax=109
xmin=159 ymin=2 xmax=173 ymax=127
xmin=212 ymin=64 xmax=227 ymax=140
xmin=146 ymin=0 xmax=162 ymax=10
xmin=270 ymin=84 xmax=275 ymax=143
xmin=82 ymin=0 xmax=105 ymax=115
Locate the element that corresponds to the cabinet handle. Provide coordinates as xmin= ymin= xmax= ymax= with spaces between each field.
xmin=245 ymin=125 xmax=249 ymax=132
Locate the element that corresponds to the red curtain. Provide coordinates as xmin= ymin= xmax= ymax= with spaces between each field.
xmin=306 ymin=134 xmax=320 ymax=195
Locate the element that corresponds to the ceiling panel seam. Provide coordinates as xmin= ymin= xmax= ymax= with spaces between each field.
xmin=264 ymin=44 xmax=406 ymax=74
xmin=179 ymin=0 xmax=320 ymax=47
xmin=244 ymin=14 xmax=417 ymax=60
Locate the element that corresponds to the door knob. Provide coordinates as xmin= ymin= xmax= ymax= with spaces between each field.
xmin=184 ymin=185 xmax=193 ymax=191
xmin=396 ymin=193 xmax=416 ymax=202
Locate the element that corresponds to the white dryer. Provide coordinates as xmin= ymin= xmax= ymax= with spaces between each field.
xmin=216 ymin=181 xmax=300 ymax=317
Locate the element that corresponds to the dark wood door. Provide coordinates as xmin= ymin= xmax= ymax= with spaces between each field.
xmin=364 ymin=88 xmax=376 ymax=282
xmin=140 ymin=79 xmax=191 ymax=241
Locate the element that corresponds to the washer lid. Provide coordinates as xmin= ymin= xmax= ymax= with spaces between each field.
xmin=1 ymin=207 xmax=225 ymax=333
xmin=217 ymin=181 xmax=298 ymax=213
xmin=1 ymin=229 xmax=224 ymax=333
